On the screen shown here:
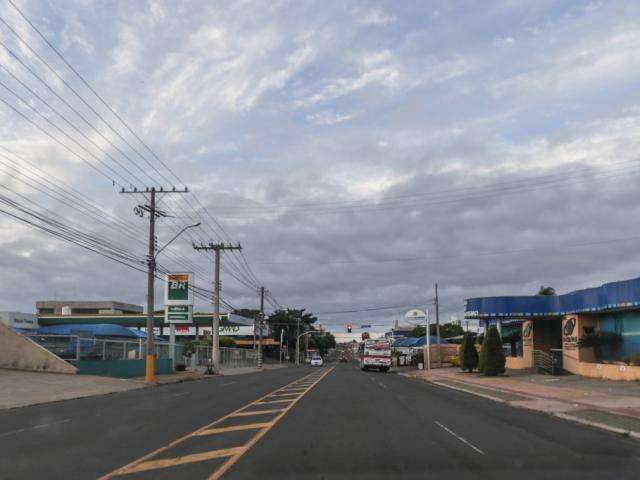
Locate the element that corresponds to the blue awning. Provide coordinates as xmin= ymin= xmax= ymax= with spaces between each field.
xmin=465 ymin=275 xmax=640 ymax=319
xmin=36 ymin=323 xmax=145 ymax=339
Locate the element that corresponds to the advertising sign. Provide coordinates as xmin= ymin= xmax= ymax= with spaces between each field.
xmin=164 ymin=273 xmax=193 ymax=324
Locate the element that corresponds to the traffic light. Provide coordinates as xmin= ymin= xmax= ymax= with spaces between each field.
xmin=347 ymin=323 xmax=352 ymax=333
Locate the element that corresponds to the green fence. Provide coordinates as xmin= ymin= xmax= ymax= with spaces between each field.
xmin=70 ymin=358 xmax=173 ymax=378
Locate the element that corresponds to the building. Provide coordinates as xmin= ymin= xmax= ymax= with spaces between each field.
xmin=36 ymin=300 xmax=142 ymax=315
xmin=465 ymin=275 xmax=640 ymax=381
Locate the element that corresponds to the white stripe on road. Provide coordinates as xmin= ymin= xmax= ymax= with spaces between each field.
xmin=377 ymin=382 xmax=387 ymax=389
xmin=434 ymin=421 xmax=485 ymax=455
xmin=173 ymin=392 xmax=189 ymax=397
xmin=220 ymin=382 xmax=237 ymax=387
xmin=0 ymin=418 xmax=71 ymax=438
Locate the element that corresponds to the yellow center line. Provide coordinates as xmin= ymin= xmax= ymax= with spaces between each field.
xmin=208 ymin=366 xmax=335 ymax=480
xmin=125 ymin=447 xmax=245 ymax=474
xmin=98 ymin=371 xmax=320 ymax=479
xmin=196 ymin=422 xmax=274 ymax=436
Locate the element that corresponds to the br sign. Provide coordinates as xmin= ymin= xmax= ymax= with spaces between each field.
xmin=164 ymin=273 xmax=193 ymax=324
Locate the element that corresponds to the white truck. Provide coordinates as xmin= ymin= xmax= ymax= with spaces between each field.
xmin=360 ymin=339 xmax=392 ymax=372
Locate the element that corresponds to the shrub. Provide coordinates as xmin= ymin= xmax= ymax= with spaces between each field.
xmin=451 ymin=355 xmax=461 ymax=367
xmin=460 ymin=332 xmax=478 ymax=372
xmin=411 ymin=350 xmax=424 ymax=367
xmin=579 ymin=331 xmax=623 ymax=362
xmin=175 ymin=363 xmax=186 ymax=372
xmin=623 ymin=353 xmax=640 ymax=366
xmin=482 ymin=326 xmax=506 ymax=376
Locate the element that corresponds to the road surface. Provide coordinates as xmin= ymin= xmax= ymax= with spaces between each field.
xmin=1 ymin=363 xmax=639 ymax=479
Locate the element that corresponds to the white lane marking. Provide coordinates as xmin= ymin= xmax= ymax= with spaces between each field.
xmin=434 ymin=421 xmax=485 ymax=455
xmin=377 ymin=382 xmax=387 ymax=389
xmin=173 ymin=392 xmax=189 ymax=397
xmin=0 ymin=418 xmax=71 ymax=438
xmin=220 ymin=382 xmax=236 ymax=387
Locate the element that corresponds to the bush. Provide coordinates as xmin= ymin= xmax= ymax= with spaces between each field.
xmin=579 ymin=331 xmax=623 ymax=362
xmin=482 ymin=326 xmax=505 ymax=376
xmin=623 ymin=353 xmax=640 ymax=366
xmin=175 ymin=363 xmax=186 ymax=372
xmin=460 ymin=332 xmax=479 ymax=372
xmin=451 ymin=355 xmax=461 ymax=367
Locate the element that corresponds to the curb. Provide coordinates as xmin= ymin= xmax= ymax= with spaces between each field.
xmin=414 ymin=375 xmax=640 ymax=441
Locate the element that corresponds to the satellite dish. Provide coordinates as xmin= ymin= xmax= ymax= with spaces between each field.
xmin=405 ymin=309 xmax=426 ymax=319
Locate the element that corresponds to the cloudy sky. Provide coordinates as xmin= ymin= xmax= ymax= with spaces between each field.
xmin=1 ymin=0 xmax=640 ymax=332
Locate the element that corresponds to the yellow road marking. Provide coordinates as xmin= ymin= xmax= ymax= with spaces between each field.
xmin=196 ymin=422 xmax=273 ymax=435
xmin=254 ymin=398 xmax=295 ymax=405
xmin=125 ymin=447 xmax=245 ymax=474
xmin=208 ymin=366 xmax=335 ymax=480
xmin=99 ymin=371 xmax=320 ymax=479
xmin=230 ymin=409 xmax=283 ymax=417
xmin=269 ymin=392 xmax=302 ymax=397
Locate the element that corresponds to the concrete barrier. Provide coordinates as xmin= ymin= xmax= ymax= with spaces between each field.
xmin=0 ymin=323 xmax=77 ymax=374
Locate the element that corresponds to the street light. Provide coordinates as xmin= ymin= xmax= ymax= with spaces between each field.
xmin=296 ymin=330 xmax=319 ymax=365
xmin=145 ymin=221 xmax=200 ymax=384
xmin=155 ymin=222 xmax=201 ymax=258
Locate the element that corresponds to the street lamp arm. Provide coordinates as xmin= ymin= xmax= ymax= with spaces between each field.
xmin=155 ymin=222 xmax=201 ymax=258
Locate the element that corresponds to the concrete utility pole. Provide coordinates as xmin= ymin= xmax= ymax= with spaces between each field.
xmin=121 ymin=186 xmax=188 ymax=383
xmin=257 ymin=286 xmax=265 ymax=369
xmin=192 ymin=242 xmax=242 ymax=374
xmin=435 ymin=282 xmax=441 ymax=368
xmin=295 ymin=317 xmax=301 ymax=365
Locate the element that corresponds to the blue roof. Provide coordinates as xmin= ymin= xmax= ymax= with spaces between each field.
xmin=413 ymin=336 xmax=450 ymax=346
xmin=465 ymin=275 xmax=640 ymax=319
xmin=36 ymin=323 xmax=145 ymax=339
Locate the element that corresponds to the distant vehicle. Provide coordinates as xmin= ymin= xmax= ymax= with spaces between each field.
xmin=310 ymin=355 xmax=323 ymax=367
xmin=359 ymin=339 xmax=391 ymax=372
xmin=339 ymin=353 xmax=348 ymax=363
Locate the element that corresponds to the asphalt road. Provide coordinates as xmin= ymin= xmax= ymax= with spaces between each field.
xmin=2 ymin=363 xmax=640 ymax=479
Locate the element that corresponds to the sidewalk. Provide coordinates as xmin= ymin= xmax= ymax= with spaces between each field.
xmin=403 ymin=367 xmax=640 ymax=439
xmin=1 ymin=364 xmax=288 ymax=410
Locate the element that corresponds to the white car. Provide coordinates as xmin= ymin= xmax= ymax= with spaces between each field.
xmin=310 ymin=356 xmax=323 ymax=366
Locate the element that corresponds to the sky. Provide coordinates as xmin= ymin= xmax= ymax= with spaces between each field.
xmin=1 ymin=0 xmax=640 ymax=333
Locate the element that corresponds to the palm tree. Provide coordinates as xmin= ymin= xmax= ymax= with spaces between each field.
xmin=537 ymin=285 xmax=557 ymax=296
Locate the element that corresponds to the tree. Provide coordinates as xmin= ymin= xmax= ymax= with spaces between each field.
xmin=460 ymin=332 xmax=478 ymax=372
xmin=233 ymin=308 xmax=260 ymax=319
xmin=481 ymin=326 xmax=506 ymax=376
xmin=309 ymin=332 xmax=336 ymax=356
xmin=537 ymin=286 xmax=557 ymax=296
xmin=265 ymin=308 xmax=317 ymax=361
xmin=409 ymin=323 xmax=464 ymax=338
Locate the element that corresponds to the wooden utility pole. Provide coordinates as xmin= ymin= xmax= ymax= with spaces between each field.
xmin=193 ymin=242 xmax=242 ymax=374
xmin=121 ymin=186 xmax=188 ymax=383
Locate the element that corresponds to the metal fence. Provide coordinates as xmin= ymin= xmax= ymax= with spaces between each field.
xmin=191 ymin=345 xmax=260 ymax=370
xmin=24 ymin=334 xmax=261 ymax=370
xmin=25 ymin=334 xmax=177 ymax=361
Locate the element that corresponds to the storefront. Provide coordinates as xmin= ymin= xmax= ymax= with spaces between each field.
xmin=465 ymin=276 xmax=640 ymax=380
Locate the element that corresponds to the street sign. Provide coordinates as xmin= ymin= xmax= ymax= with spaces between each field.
xmin=166 ymin=304 xmax=192 ymax=323
xmin=360 ymin=324 xmax=371 ymax=328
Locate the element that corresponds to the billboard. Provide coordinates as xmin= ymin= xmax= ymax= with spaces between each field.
xmin=164 ymin=273 xmax=193 ymax=324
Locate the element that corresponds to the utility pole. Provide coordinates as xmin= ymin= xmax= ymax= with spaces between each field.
xmin=193 ymin=242 xmax=241 ymax=374
xmin=435 ymin=282 xmax=441 ymax=368
xmin=121 ymin=186 xmax=188 ymax=383
xmin=257 ymin=286 xmax=265 ymax=369
xmin=295 ymin=317 xmax=300 ymax=365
